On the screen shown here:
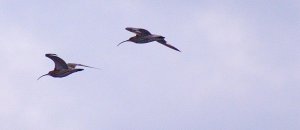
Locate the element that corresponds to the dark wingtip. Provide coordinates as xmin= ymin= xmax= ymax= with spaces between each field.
xmin=174 ymin=47 xmax=181 ymax=52
xmin=173 ymin=48 xmax=181 ymax=52
xmin=125 ymin=27 xmax=134 ymax=31
xmin=159 ymin=36 xmax=165 ymax=39
xmin=77 ymin=69 xmax=84 ymax=71
xmin=45 ymin=53 xmax=57 ymax=57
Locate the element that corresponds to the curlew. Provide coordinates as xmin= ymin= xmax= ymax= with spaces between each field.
xmin=118 ymin=27 xmax=181 ymax=52
xmin=38 ymin=54 xmax=98 ymax=80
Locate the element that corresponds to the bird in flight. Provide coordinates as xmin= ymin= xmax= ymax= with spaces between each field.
xmin=38 ymin=54 xmax=98 ymax=80
xmin=118 ymin=27 xmax=181 ymax=52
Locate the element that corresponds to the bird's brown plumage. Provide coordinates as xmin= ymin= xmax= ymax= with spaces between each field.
xmin=119 ymin=27 xmax=181 ymax=52
xmin=46 ymin=54 xmax=68 ymax=70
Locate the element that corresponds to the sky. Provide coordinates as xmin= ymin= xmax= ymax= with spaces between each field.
xmin=0 ymin=0 xmax=299 ymax=130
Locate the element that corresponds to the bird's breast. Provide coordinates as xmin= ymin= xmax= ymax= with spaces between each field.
xmin=51 ymin=69 xmax=74 ymax=77
xmin=133 ymin=36 xmax=156 ymax=43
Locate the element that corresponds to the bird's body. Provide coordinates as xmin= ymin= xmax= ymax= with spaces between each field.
xmin=38 ymin=54 xmax=98 ymax=80
xmin=118 ymin=27 xmax=181 ymax=52
xmin=48 ymin=68 xmax=83 ymax=78
xmin=128 ymin=34 xmax=165 ymax=43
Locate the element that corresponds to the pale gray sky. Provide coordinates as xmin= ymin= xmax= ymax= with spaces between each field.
xmin=0 ymin=0 xmax=299 ymax=130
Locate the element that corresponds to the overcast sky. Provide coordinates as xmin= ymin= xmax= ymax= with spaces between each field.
xmin=0 ymin=0 xmax=299 ymax=130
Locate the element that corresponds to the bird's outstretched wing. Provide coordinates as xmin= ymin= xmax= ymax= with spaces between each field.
xmin=45 ymin=54 xmax=69 ymax=70
xmin=126 ymin=27 xmax=151 ymax=36
xmin=157 ymin=40 xmax=181 ymax=52
xmin=67 ymin=63 xmax=100 ymax=69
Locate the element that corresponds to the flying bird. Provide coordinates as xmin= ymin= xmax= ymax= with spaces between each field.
xmin=118 ymin=27 xmax=181 ymax=52
xmin=38 ymin=54 xmax=98 ymax=80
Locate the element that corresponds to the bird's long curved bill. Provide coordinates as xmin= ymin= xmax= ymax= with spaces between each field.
xmin=117 ymin=40 xmax=129 ymax=46
xmin=37 ymin=74 xmax=49 ymax=80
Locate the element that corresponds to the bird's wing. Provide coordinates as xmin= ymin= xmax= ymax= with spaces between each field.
xmin=67 ymin=63 xmax=100 ymax=69
xmin=45 ymin=54 xmax=69 ymax=70
xmin=157 ymin=40 xmax=181 ymax=52
xmin=126 ymin=27 xmax=151 ymax=36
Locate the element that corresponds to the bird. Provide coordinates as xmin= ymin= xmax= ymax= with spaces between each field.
xmin=118 ymin=27 xmax=181 ymax=52
xmin=37 ymin=54 xmax=99 ymax=80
